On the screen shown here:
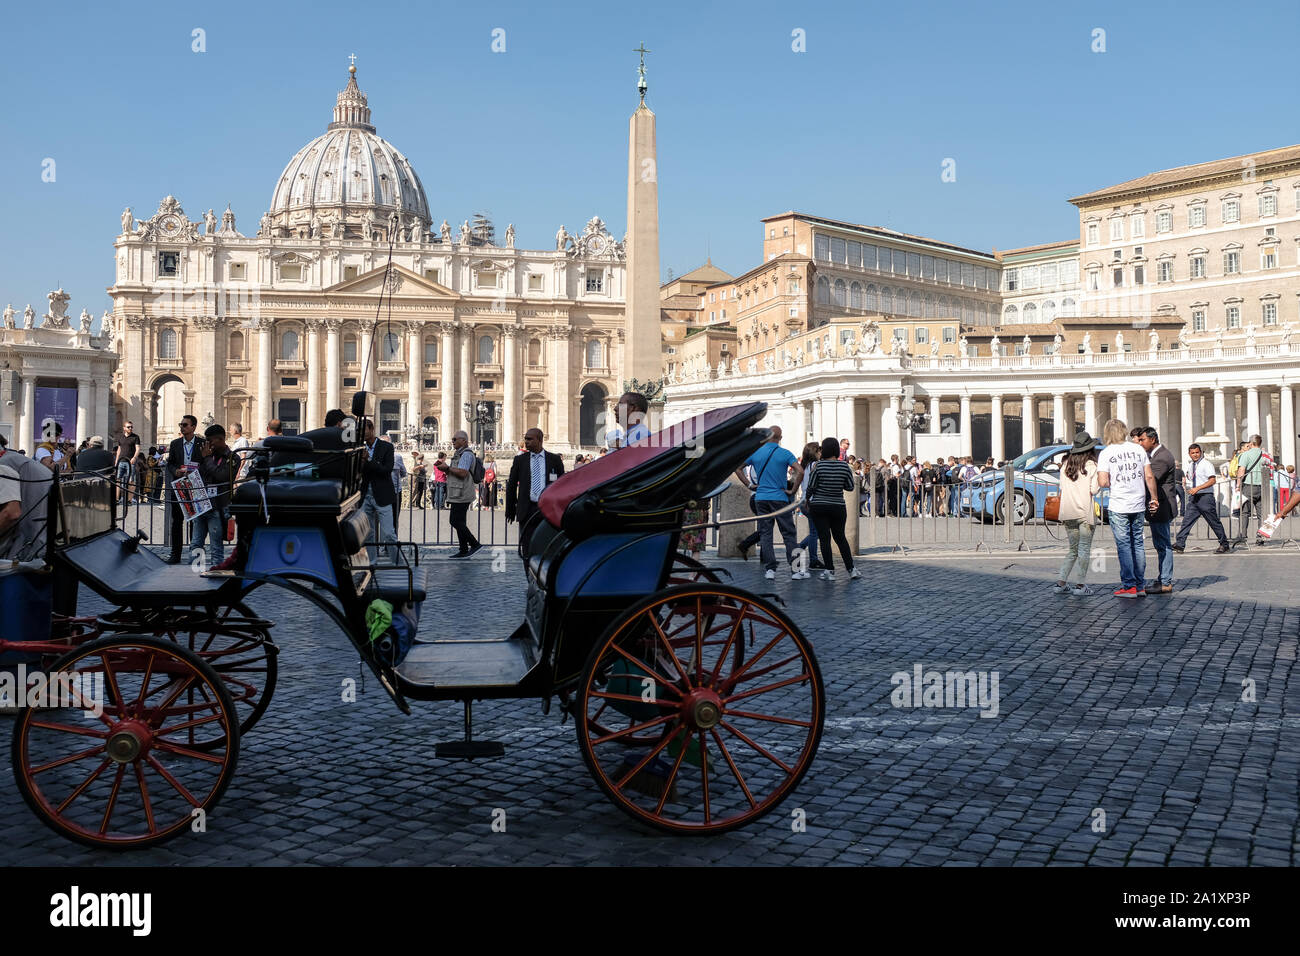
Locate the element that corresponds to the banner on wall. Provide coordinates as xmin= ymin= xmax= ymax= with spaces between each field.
xmin=32 ymin=387 xmax=78 ymax=447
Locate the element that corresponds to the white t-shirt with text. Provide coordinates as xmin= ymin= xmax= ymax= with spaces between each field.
xmin=1098 ymin=444 xmax=1149 ymax=514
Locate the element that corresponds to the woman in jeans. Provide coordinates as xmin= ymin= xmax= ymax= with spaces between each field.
xmin=795 ymin=442 xmax=823 ymax=572
xmin=806 ymin=437 xmax=859 ymax=581
xmin=1053 ymin=432 xmax=1100 ymax=596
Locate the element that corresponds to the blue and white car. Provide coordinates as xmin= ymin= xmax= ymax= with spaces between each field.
xmin=962 ymin=444 xmax=1111 ymax=523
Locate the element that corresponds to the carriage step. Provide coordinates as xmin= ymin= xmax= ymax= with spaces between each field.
xmin=435 ymin=700 xmax=505 ymax=760
xmin=436 ymin=740 xmax=506 ymax=760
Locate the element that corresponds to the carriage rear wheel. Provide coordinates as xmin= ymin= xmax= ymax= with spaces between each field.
xmin=577 ymin=585 xmax=824 ymax=834
xmin=99 ymin=602 xmax=277 ymax=747
xmin=12 ymin=635 xmax=239 ymax=849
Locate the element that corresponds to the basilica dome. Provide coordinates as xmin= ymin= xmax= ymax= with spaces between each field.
xmin=266 ymin=66 xmax=429 ymax=239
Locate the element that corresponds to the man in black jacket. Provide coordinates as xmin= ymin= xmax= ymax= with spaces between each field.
xmin=359 ymin=417 xmax=396 ymax=563
xmin=505 ymin=428 xmax=565 ymax=537
xmin=164 ymin=415 xmax=200 ymax=563
xmin=1138 ymin=426 xmax=1178 ymax=594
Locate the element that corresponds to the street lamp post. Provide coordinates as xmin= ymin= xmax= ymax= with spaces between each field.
xmin=895 ymin=398 xmax=930 ymax=459
xmin=462 ymin=387 xmax=502 ymax=461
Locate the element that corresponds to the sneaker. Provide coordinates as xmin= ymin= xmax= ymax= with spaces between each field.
xmin=1070 ymin=583 xmax=1086 ymax=596
xmin=1052 ymin=582 xmax=1070 ymax=595
xmin=1214 ymin=544 xmax=1231 ymax=554
xmin=819 ymin=570 xmax=835 ymax=581
xmin=1113 ymin=587 xmax=1138 ymax=598
xmin=849 ymin=568 xmax=861 ymax=580
xmin=465 ymin=543 xmax=484 ymax=558
xmin=764 ymin=569 xmax=776 ymax=580
xmin=1135 ymin=589 xmax=1147 ymax=597
xmin=1172 ymin=545 xmax=1185 ymax=554
xmin=212 ymin=552 xmax=239 ymax=572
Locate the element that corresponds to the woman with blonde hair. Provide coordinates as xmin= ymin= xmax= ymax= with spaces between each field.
xmin=1097 ymin=417 xmax=1158 ymax=598
xmin=1053 ymin=432 xmax=1100 ymax=596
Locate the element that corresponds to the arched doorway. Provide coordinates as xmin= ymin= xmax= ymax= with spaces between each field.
xmin=149 ymin=374 xmax=187 ymax=446
xmin=579 ymin=382 xmax=607 ymax=447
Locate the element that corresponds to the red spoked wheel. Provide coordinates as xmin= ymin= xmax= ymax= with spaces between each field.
xmin=577 ymin=585 xmax=824 ymax=834
xmin=12 ymin=635 xmax=240 ymax=849
xmin=99 ymin=603 xmax=276 ymax=747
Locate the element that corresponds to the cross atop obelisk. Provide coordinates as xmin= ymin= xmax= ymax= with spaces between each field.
xmin=634 ymin=43 xmax=650 ymax=103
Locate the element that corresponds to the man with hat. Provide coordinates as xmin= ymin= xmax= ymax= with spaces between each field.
xmin=1052 ymin=431 xmax=1101 ymax=596
xmin=73 ymin=436 xmax=116 ymax=474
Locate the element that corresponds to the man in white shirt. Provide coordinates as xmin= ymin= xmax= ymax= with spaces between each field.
xmin=1173 ymin=443 xmax=1230 ymax=553
xmin=505 ymin=428 xmax=565 ymax=537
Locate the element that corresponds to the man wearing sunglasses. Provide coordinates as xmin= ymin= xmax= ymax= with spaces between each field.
xmin=164 ymin=415 xmax=201 ymax=564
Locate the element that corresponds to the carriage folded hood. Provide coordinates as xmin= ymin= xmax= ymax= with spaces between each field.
xmin=538 ymin=402 xmax=769 ymax=539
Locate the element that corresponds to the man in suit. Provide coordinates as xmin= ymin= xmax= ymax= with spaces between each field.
xmin=505 ymin=427 xmax=565 ymax=537
xmin=1138 ymin=426 xmax=1178 ymax=593
xmin=165 ymin=414 xmax=201 ymax=564
xmin=359 ymin=417 xmax=396 ymax=563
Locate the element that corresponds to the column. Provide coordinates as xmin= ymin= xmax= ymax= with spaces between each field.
xmin=1281 ymin=384 xmax=1295 ymax=468
xmin=440 ymin=323 xmax=456 ymax=441
xmin=306 ymin=320 xmax=322 ymax=429
xmin=18 ymin=374 xmax=34 ymax=450
xmin=1147 ymin=389 xmax=1162 ymax=437
xmin=459 ymin=324 xmax=474 ymax=433
xmin=959 ymin=393 xmax=972 ymax=457
xmin=358 ymin=326 xmax=374 ymax=393
xmin=1212 ymin=387 xmax=1226 ymax=437
xmin=883 ymin=394 xmax=902 ymax=459
xmin=1084 ymin=391 xmax=1096 ymax=438
xmin=990 ymin=394 xmax=1004 ymax=463
xmin=812 ymin=397 xmax=826 ymax=440
xmin=837 ymin=395 xmax=858 ymax=453
xmin=1264 ymin=391 xmax=1275 ymax=456
xmin=256 ymin=321 xmax=274 ymax=433
xmin=139 ymin=390 xmax=155 ymax=445
xmin=1245 ymin=385 xmax=1260 ymax=438
xmin=325 ymin=320 xmax=341 ymax=414
xmin=502 ymin=326 xmax=519 ymax=445
xmin=75 ymin=379 xmax=90 ymax=444
xmin=1180 ymin=389 xmax=1194 ymax=456
xmin=1116 ymin=390 xmax=1129 ymax=426
xmin=928 ymin=395 xmax=940 ymax=434
xmin=1052 ymin=393 xmax=1065 ymax=443
xmin=548 ymin=329 xmax=572 ymax=445
xmin=1021 ymin=393 xmax=1034 ymax=453
xmin=406 ymin=322 xmax=421 ymax=434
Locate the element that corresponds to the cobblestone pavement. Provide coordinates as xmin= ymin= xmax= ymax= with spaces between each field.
xmin=2 ymin=547 xmax=1295 ymax=866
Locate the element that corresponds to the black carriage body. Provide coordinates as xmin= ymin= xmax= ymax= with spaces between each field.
xmin=228 ymin=402 xmax=771 ymax=706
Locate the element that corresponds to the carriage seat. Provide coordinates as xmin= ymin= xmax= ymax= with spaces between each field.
xmin=366 ymin=565 xmax=429 ymax=606
xmin=232 ymin=477 xmax=344 ymax=513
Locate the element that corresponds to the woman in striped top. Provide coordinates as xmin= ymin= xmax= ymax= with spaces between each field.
xmin=806 ymin=436 xmax=860 ymax=580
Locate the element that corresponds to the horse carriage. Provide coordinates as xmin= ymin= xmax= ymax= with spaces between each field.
xmin=4 ymin=398 xmax=824 ymax=848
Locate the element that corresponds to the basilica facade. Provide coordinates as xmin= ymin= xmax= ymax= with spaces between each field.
xmin=107 ymin=67 xmax=632 ymax=452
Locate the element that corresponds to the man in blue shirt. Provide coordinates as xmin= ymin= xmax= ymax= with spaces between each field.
xmin=733 ymin=425 xmax=804 ymax=581
xmin=607 ymin=391 xmax=651 ymax=448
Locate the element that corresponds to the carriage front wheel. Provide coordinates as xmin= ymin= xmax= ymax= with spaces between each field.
xmin=576 ymin=585 xmax=824 ymax=834
xmin=12 ymin=635 xmax=240 ymax=849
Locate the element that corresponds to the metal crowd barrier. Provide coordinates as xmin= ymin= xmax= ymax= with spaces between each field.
xmin=854 ymin=462 xmax=1296 ymax=553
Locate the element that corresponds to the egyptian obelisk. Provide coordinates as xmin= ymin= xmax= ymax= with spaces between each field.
xmin=624 ymin=44 xmax=661 ymax=388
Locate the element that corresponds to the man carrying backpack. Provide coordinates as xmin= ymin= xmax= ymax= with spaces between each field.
xmin=436 ymin=429 xmax=483 ymax=558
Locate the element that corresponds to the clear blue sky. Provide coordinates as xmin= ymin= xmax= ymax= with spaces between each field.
xmin=1 ymin=0 xmax=1294 ymax=323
